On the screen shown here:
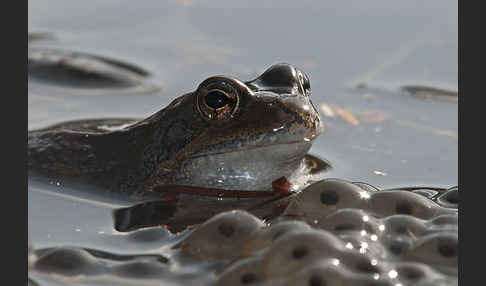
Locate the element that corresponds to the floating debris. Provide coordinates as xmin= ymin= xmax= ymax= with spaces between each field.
xmin=359 ymin=111 xmax=388 ymax=123
xmin=334 ymin=107 xmax=360 ymax=126
xmin=320 ymin=104 xmax=389 ymax=127
xmin=319 ymin=103 xmax=335 ymax=118
xmin=402 ymin=85 xmax=458 ymax=102
xmin=28 ymin=47 xmax=160 ymax=96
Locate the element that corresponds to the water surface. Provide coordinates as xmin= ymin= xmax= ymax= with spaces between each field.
xmin=28 ymin=0 xmax=457 ymax=284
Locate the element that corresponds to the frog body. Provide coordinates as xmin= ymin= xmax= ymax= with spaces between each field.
xmin=28 ymin=64 xmax=323 ymax=201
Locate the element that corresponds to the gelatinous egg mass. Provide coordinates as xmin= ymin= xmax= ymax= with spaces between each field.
xmin=29 ymin=179 xmax=457 ymax=286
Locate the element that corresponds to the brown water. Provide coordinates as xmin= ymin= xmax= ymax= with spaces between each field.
xmin=28 ymin=1 xmax=457 ymax=285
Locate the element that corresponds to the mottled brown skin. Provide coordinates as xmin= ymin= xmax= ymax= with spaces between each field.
xmin=28 ymin=64 xmax=322 ymax=199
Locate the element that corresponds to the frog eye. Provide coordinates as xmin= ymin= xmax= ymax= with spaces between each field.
xmin=197 ymin=83 xmax=239 ymax=120
xmin=205 ymin=89 xmax=233 ymax=109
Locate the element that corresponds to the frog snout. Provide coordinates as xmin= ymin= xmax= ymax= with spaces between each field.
xmin=272 ymin=93 xmax=322 ymax=141
xmin=246 ymin=63 xmax=323 ymax=139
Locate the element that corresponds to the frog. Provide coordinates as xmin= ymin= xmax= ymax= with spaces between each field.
xmin=28 ymin=63 xmax=327 ymax=231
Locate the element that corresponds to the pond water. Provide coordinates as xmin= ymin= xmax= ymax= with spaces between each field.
xmin=28 ymin=0 xmax=457 ymax=285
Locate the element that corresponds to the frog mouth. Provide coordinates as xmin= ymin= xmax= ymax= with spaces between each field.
xmin=187 ymin=140 xmax=313 ymax=159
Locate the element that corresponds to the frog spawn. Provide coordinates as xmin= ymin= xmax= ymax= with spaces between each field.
xmin=179 ymin=179 xmax=457 ymax=286
xmin=29 ymin=179 xmax=457 ymax=286
xmin=436 ymin=186 xmax=458 ymax=209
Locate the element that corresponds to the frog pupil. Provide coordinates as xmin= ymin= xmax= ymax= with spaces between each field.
xmin=206 ymin=90 xmax=231 ymax=109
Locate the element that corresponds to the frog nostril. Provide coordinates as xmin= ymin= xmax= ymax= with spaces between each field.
xmin=302 ymin=75 xmax=311 ymax=96
xmin=296 ymin=70 xmax=311 ymax=96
